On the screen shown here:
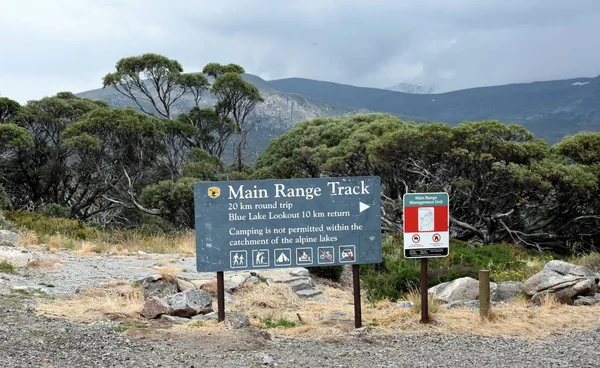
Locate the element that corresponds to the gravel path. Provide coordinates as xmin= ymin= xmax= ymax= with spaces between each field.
xmin=1 ymin=299 xmax=599 ymax=368
xmin=1 ymin=250 xmax=600 ymax=367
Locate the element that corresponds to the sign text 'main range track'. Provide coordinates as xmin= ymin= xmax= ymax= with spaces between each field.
xmin=194 ymin=177 xmax=382 ymax=272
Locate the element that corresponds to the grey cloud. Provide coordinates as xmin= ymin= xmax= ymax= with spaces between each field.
xmin=1 ymin=0 xmax=599 ymax=103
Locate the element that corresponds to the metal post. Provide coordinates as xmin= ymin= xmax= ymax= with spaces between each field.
xmin=217 ymin=271 xmax=225 ymax=322
xmin=420 ymin=258 xmax=429 ymax=323
xmin=479 ymin=270 xmax=490 ymax=319
xmin=352 ymin=264 xmax=362 ymax=328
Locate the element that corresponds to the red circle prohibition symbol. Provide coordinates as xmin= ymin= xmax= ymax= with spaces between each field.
xmin=412 ymin=234 xmax=421 ymax=243
xmin=432 ymin=233 xmax=441 ymax=242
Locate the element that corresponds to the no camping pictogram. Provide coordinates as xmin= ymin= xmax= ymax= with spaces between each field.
xmin=432 ymin=233 xmax=441 ymax=242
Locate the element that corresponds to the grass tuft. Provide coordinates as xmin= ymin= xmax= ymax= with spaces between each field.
xmin=0 ymin=259 xmax=17 ymax=274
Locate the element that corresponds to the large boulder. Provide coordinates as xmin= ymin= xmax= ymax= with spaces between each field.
xmin=0 ymin=231 xmax=21 ymax=247
xmin=493 ymin=281 xmax=523 ymax=302
xmin=0 ymin=246 xmax=44 ymax=267
xmin=522 ymin=260 xmax=599 ymax=304
xmin=428 ymin=277 xmax=498 ymax=303
xmin=166 ymin=290 xmax=213 ymax=317
xmin=141 ymin=296 xmax=172 ymax=319
xmin=142 ymin=278 xmax=178 ymax=300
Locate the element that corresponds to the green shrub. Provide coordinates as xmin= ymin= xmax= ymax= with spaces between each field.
xmin=307 ymin=265 xmax=344 ymax=282
xmin=361 ymin=234 xmax=555 ymax=302
xmin=37 ymin=204 xmax=71 ymax=219
xmin=3 ymin=210 xmax=99 ymax=240
xmin=0 ymin=260 xmax=16 ymax=274
xmin=264 ymin=319 xmax=297 ymax=328
xmin=0 ymin=185 xmax=12 ymax=210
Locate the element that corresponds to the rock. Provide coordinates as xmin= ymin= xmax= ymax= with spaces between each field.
xmin=189 ymin=279 xmax=213 ymax=289
xmin=176 ymin=278 xmax=196 ymax=292
xmin=493 ymin=281 xmax=523 ymax=302
xmin=397 ymin=301 xmax=415 ymax=309
xmin=295 ymin=289 xmax=324 ymax=299
xmin=227 ymin=312 xmax=250 ymax=329
xmin=11 ymin=285 xmax=47 ymax=293
xmin=224 ymin=292 xmax=233 ymax=302
xmin=225 ymin=274 xmax=247 ymax=291
xmin=142 ymin=279 xmax=178 ymax=300
xmin=444 ymin=300 xmax=480 ymax=311
xmin=429 ymin=277 xmax=497 ymax=303
xmin=141 ymin=296 xmax=172 ymax=319
xmin=160 ymin=315 xmax=191 ymax=324
xmin=275 ymin=276 xmax=314 ymax=285
xmin=522 ymin=260 xmax=599 ymax=304
xmin=191 ymin=312 xmax=250 ymax=329
xmin=245 ymin=276 xmax=260 ymax=285
xmin=289 ymin=268 xmax=310 ymax=277
xmin=0 ymin=246 xmax=44 ymax=267
xmin=259 ymin=353 xmax=275 ymax=366
xmin=166 ymin=290 xmax=213 ymax=317
xmin=170 ymin=307 xmax=213 ymax=318
xmin=0 ymin=230 xmax=21 ymax=247
xmin=573 ymin=293 xmax=600 ymax=306
xmin=289 ymin=279 xmax=316 ymax=292
xmin=191 ymin=312 xmax=218 ymax=322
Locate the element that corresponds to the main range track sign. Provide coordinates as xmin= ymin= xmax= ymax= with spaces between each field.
xmin=403 ymin=192 xmax=449 ymax=259
xmin=194 ymin=177 xmax=382 ymax=272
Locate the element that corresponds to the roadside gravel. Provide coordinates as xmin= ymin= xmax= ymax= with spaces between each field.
xmin=1 ymin=299 xmax=599 ymax=368
xmin=1 ymin=250 xmax=600 ymax=367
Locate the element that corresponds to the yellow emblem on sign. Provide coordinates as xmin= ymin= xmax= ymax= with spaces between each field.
xmin=208 ymin=187 xmax=220 ymax=198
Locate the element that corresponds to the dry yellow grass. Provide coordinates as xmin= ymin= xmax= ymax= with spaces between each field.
xmin=228 ymin=283 xmax=600 ymax=340
xmin=74 ymin=241 xmax=97 ymax=255
xmin=47 ymin=235 xmax=63 ymax=252
xmin=35 ymin=278 xmax=600 ymax=341
xmin=176 ymin=232 xmax=196 ymax=257
xmin=155 ymin=265 xmax=183 ymax=281
xmin=37 ymin=283 xmax=143 ymax=322
xmin=17 ymin=230 xmax=39 ymax=248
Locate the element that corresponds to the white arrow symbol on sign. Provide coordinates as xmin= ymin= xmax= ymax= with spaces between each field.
xmin=359 ymin=202 xmax=370 ymax=213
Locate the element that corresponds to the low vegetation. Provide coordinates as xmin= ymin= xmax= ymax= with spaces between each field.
xmin=0 ymin=259 xmax=17 ymax=274
xmin=361 ymin=235 xmax=556 ymax=302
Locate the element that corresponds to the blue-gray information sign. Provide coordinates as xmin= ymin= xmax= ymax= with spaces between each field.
xmin=194 ymin=176 xmax=382 ymax=272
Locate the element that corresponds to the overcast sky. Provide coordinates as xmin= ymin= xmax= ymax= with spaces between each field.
xmin=1 ymin=0 xmax=599 ymax=103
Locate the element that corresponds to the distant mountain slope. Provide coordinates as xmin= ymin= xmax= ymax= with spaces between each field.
xmin=385 ymin=83 xmax=435 ymax=94
xmin=269 ymin=76 xmax=600 ymax=143
xmin=76 ymin=73 xmax=369 ymax=162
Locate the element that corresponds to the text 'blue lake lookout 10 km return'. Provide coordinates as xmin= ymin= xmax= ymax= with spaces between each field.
xmin=194 ymin=177 xmax=382 ymax=272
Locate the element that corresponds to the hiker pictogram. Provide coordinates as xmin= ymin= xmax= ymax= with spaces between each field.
xmin=230 ymin=250 xmax=247 ymax=268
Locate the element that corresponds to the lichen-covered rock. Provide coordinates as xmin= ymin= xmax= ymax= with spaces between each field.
xmin=522 ymin=260 xmax=599 ymax=304
xmin=166 ymin=289 xmax=212 ymax=317
xmin=142 ymin=278 xmax=178 ymax=300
